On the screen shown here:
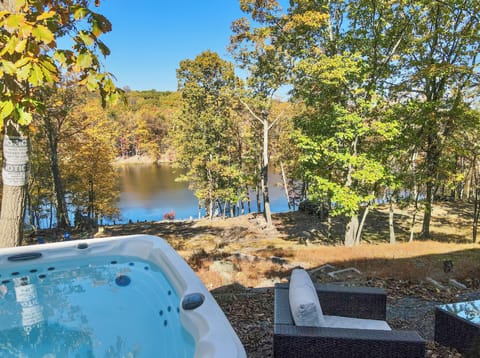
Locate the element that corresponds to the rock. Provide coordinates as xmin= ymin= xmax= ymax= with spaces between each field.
xmin=327 ymin=267 xmax=362 ymax=279
xmin=270 ymin=256 xmax=288 ymax=265
xmin=426 ymin=277 xmax=449 ymax=291
xmin=209 ymin=260 xmax=237 ymax=283
xmin=309 ymin=264 xmax=337 ymax=275
xmin=257 ymin=277 xmax=281 ymax=288
xmin=231 ymin=252 xmax=261 ymax=262
xmin=449 ymin=278 xmax=467 ymax=289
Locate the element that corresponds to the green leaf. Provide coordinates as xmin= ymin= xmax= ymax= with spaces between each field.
xmin=1 ymin=60 xmax=16 ymax=74
xmin=40 ymin=62 xmax=57 ymax=84
xmin=0 ymin=101 xmax=14 ymax=121
xmin=16 ymin=63 xmax=31 ymax=81
xmin=4 ymin=14 xmax=24 ymax=31
xmin=53 ymin=50 xmax=67 ymax=66
xmin=86 ymin=74 xmax=98 ymax=91
xmin=77 ymin=52 xmax=93 ymax=69
xmin=39 ymin=58 xmax=57 ymax=75
xmin=73 ymin=7 xmax=89 ymax=20
xmin=78 ymin=31 xmax=94 ymax=46
xmin=31 ymin=24 xmax=54 ymax=44
xmin=14 ymin=57 xmax=30 ymax=68
xmin=14 ymin=38 xmax=27 ymax=53
xmin=36 ymin=11 xmax=56 ymax=21
xmin=28 ymin=63 xmax=44 ymax=86
xmin=17 ymin=106 xmax=32 ymax=126
xmin=0 ymin=36 xmax=16 ymax=56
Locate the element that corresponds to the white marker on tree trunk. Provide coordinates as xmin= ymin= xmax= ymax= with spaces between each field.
xmin=2 ymin=136 xmax=29 ymax=186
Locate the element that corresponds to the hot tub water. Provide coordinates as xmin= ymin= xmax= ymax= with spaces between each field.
xmin=0 ymin=256 xmax=195 ymax=357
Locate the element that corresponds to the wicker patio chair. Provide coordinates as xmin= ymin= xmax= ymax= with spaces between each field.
xmin=274 ymin=283 xmax=426 ymax=358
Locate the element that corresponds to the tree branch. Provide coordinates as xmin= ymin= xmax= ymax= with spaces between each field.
xmin=239 ymin=99 xmax=263 ymax=125
xmin=268 ymin=109 xmax=285 ymax=131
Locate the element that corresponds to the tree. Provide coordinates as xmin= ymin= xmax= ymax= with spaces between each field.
xmin=392 ymin=0 xmax=480 ymax=238
xmin=63 ymin=95 xmax=120 ymax=225
xmin=172 ymin=51 xmax=244 ymax=219
xmin=34 ymin=80 xmax=82 ymax=229
xmin=0 ymin=0 xmax=118 ymax=246
xmin=230 ymin=0 xmax=290 ymax=227
xmin=276 ymin=0 xmax=401 ymax=245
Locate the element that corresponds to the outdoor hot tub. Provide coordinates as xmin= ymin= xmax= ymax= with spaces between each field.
xmin=0 ymin=235 xmax=246 ymax=358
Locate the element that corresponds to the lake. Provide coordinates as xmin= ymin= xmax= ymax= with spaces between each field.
xmin=114 ymin=164 xmax=291 ymax=223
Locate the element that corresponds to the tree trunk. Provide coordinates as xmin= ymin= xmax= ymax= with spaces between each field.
xmin=0 ymin=133 xmax=29 ymax=247
xmin=409 ymin=192 xmax=419 ymax=242
xmin=473 ymin=158 xmax=479 ymax=243
xmin=0 ymin=185 xmax=27 ymax=247
xmin=344 ymin=136 xmax=358 ymax=246
xmin=421 ymin=181 xmax=434 ymax=238
xmin=261 ymin=116 xmax=273 ymax=227
xmin=208 ymin=200 xmax=213 ymax=220
xmin=344 ymin=215 xmax=359 ymax=247
xmin=389 ymin=198 xmax=396 ymax=244
xmin=47 ymin=131 xmax=69 ymax=229
xmin=409 ymin=151 xmax=419 ymax=242
xmin=256 ymin=183 xmax=261 ymax=213
xmin=280 ymin=161 xmax=291 ymax=210
xmin=473 ymin=188 xmax=480 ymax=243
xmin=355 ymin=204 xmax=370 ymax=245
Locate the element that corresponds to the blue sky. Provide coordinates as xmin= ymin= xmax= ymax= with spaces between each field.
xmin=98 ymin=0 xmax=245 ymax=92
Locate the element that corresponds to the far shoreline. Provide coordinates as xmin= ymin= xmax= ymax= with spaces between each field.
xmin=112 ymin=154 xmax=174 ymax=166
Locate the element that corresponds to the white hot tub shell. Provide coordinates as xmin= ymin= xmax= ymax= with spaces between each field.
xmin=0 ymin=235 xmax=247 ymax=358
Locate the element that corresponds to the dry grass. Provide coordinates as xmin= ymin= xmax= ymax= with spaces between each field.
xmin=101 ymin=201 xmax=480 ymax=288
xmin=192 ymin=241 xmax=480 ymax=289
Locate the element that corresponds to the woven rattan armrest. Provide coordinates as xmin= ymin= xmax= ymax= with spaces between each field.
xmin=275 ymin=282 xmax=386 ymax=321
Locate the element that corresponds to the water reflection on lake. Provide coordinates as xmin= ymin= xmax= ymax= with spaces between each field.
xmin=113 ymin=164 xmax=290 ymax=223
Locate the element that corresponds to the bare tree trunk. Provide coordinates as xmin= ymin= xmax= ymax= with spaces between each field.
xmin=344 ymin=136 xmax=358 ymax=246
xmin=421 ymin=135 xmax=440 ymax=239
xmin=473 ymin=157 xmax=479 ymax=243
xmin=208 ymin=200 xmax=213 ymax=220
xmin=327 ymin=201 xmax=332 ymax=240
xmin=47 ymin=130 xmax=69 ymax=229
xmin=256 ymin=183 xmax=261 ymax=213
xmin=473 ymin=189 xmax=480 ymax=243
xmin=389 ymin=197 xmax=396 ymax=244
xmin=409 ymin=192 xmax=419 ymax=242
xmin=0 ymin=185 xmax=27 ymax=247
xmin=49 ymin=199 xmax=53 ymax=229
xmin=280 ymin=161 xmax=291 ymax=210
xmin=262 ymin=115 xmax=272 ymax=227
xmin=355 ymin=204 xmax=370 ymax=245
xmin=344 ymin=215 xmax=359 ymax=247
xmin=422 ymin=182 xmax=434 ymax=238
xmin=409 ymin=151 xmax=419 ymax=242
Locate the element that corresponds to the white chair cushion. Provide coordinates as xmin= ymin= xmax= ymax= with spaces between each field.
xmin=289 ymin=268 xmax=325 ymax=327
xmin=323 ymin=315 xmax=391 ymax=331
